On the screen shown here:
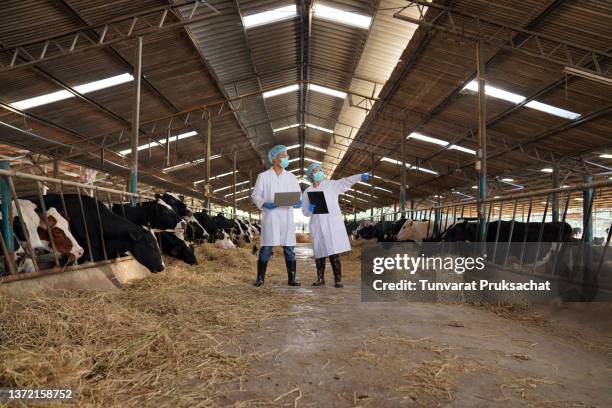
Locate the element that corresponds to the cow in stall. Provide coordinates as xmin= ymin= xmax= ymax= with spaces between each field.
xmin=29 ymin=194 xmax=164 ymax=272
xmin=156 ymin=192 xmax=210 ymax=244
xmin=213 ymin=213 xmax=241 ymax=248
xmin=159 ymin=232 xmax=197 ymax=265
xmin=1 ymin=199 xmax=85 ymax=273
xmin=234 ymin=219 xmax=252 ymax=244
xmin=192 ymin=211 xmax=236 ymax=248
xmin=158 ymin=193 xmax=191 ymax=217
xmin=112 ymin=199 xmax=186 ymax=237
xmin=112 ymin=200 xmax=198 ymax=265
xmin=184 ymin=215 xmax=209 ymax=243
xmin=396 ymin=218 xmax=479 ymax=242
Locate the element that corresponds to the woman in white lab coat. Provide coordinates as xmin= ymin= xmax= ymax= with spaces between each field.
xmin=302 ymin=163 xmax=368 ymax=287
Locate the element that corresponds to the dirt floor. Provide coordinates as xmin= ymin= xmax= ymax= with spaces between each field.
xmin=218 ymin=244 xmax=612 ymax=407
xmin=0 ymin=243 xmax=611 ymax=407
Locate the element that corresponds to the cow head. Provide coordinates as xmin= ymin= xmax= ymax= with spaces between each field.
xmin=149 ymin=198 xmax=184 ymax=232
xmin=169 ymin=241 xmax=197 ymax=265
xmin=159 ymin=193 xmax=191 ymax=217
xmin=128 ymin=227 xmax=164 ymax=272
xmin=396 ymin=220 xmax=431 ymax=242
xmin=36 ymin=208 xmax=85 ymax=260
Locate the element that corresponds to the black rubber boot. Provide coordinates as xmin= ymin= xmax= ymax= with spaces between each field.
xmin=254 ymin=260 xmax=267 ymax=287
xmin=313 ymin=258 xmax=325 ymax=286
xmin=330 ymin=255 xmax=343 ymax=288
xmin=286 ymin=260 xmax=300 ymax=286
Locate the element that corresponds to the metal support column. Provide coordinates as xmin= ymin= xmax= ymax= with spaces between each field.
xmin=370 ymin=153 xmax=375 ymax=217
xmin=552 ymin=162 xmax=560 ymax=222
xmin=583 ymin=175 xmax=594 ymax=293
xmin=400 ymin=121 xmax=407 ymax=217
xmin=233 ymin=150 xmax=237 ymax=217
xmin=204 ymin=110 xmax=212 ymax=209
xmin=434 ymin=196 xmax=441 ymax=239
xmin=476 ymin=41 xmax=487 ymax=241
xmin=248 ymin=168 xmax=252 ymax=221
xmin=1 ymin=161 xmax=13 ymax=253
xmin=130 ymin=36 xmax=143 ymax=207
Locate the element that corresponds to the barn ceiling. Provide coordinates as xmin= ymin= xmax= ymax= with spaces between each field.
xmin=0 ymin=0 xmax=611 ymax=213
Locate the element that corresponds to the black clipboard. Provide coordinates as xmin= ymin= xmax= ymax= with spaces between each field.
xmin=307 ymin=191 xmax=329 ymax=214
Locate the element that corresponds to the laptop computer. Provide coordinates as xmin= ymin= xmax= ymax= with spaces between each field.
xmin=273 ymin=192 xmax=302 ymax=207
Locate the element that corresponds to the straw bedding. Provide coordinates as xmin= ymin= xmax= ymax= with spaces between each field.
xmin=0 ymin=244 xmax=311 ymax=407
xmin=295 ymin=233 xmax=311 ymax=243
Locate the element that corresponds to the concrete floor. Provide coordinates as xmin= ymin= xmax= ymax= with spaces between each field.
xmin=219 ymin=244 xmax=612 ymax=407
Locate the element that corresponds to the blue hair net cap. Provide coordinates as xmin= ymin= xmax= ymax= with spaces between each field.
xmin=268 ymin=144 xmax=288 ymax=164
xmin=307 ymin=162 xmax=322 ymax=182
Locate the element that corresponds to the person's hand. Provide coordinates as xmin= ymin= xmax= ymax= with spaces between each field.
xmin=361 ymin=173 xmax=369 ymax=182
xmin=263 ymin=202 xmax=277 ymax=209
xmin=292 ymin=199 xmax=302 ymax=209
xmin=308 ymin=203 xmax=316 ymax=213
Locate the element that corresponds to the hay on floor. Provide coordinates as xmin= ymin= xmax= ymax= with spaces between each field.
xmin=0 ymin=243 xmax=311 ymax=407
xmin=295 ymin=233 xmax=311 ymax=243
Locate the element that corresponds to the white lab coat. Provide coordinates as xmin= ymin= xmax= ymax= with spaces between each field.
xmin=251 ymin=168 xmax=301 ymax=247
xmin=302 ymin=174 xmax=361 ymax=258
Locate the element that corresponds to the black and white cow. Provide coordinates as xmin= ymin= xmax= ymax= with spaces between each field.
xmin=30 ymin=194 xmax=164 ymax=272
xmin=184 ymin=215 xmax=209 ymax=243
xmin=112 ymin=199 xmax=185 ymax=236
xmin=158 ymin=193 xmax=191 ymax=217
xmin=193 ymin=211 xmax=220 ymax=243
xmin=213 ymin=213 xmax=241 ymax=247
xmin=191 ymin=211 xmax=234 ymax=248
xmin=112 ymin=200 xmax=198 ymax=265
xmin=159 ymin=232 xmax=197 ymax=265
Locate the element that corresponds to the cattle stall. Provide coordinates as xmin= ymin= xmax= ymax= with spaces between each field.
xmin=0 ymin=168 xmax=259 ymax=280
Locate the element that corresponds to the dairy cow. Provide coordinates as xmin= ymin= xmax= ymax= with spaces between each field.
xmin=112 ymin=200 xmax=198 ymax=265
xmin=1 ymin=200 xmax=84 ymax=273
xmin=158 ymin=193 xmax=191 ymax=217
xmin=159 ymin=232 xmax=197 ymax=265
xmin=185 ymin=215 xmax=209 ymax=243
xmin=112 ymin=199 xmax=185 ymax=235
xmin=30 ymin=194 xmax=164 ymax=272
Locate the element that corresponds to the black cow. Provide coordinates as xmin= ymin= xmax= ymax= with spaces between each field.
xmin=113 ymin=200 xmax=197 ymax=265
xmin=112 ymin=199 xmax=185 ymax=232
xmin=159 ymin=232 xmax=197 ymax=265
xmin=184 ymin=215 xmax=209 ymax=243
xmin=30 ymin=194 xmax=164 ymax=272
xmin=158 ymin=193 xmax=191 ymax=217
xmin=213 ymin=213 xmax=240 ymax=246
xmin=193 ymin=211 xmax=223 ymax=244
xmin=234 ymin=219 xmax=252 ymax=244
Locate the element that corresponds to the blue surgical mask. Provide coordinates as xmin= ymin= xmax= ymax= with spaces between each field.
xmin=313 ymin=171 xmax=325 ymax=182
xmin=279 ymin=157 xmax=289 ymax=169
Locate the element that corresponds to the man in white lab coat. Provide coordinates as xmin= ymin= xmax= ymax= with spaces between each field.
xmin=251 ymin=145 xmax=302 ymax=287
xmin=302 ymin=163 xmax=368 ymax=287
